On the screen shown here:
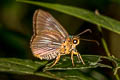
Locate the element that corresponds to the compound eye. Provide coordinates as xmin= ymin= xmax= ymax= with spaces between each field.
xmin=73 ymin=39 xmax=78 ymax=44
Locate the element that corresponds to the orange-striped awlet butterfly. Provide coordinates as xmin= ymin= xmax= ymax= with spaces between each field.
xmin=30 ymin=9 xmax=98 ymax=67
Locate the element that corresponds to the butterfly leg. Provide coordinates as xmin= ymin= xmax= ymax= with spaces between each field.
xmin=71 ymin=51 xmax=75 ymax=66
xmin=50 ymin=54 xmax=61 ymax=68
xmin=73 ymin=51 xmax=85 ymax=65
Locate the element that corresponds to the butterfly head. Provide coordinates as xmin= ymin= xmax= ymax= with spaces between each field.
xmin=72 ymin=36 xmax=80 ymax=46
xmin=68 ymin=29 xmax=92 ymax=46
xmin=68 ymin=35 xmax=80 ymax=46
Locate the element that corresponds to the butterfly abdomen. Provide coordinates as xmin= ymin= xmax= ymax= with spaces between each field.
xmin=40 ymin=51 xmax=59 ymax=60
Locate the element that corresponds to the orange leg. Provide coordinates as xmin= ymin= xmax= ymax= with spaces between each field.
xmin=71 ymin=51 xmax=75 ymax=66
xmin=73 ymin=51 xmax=85 ymax=65
xmin=77 ymin=53 xmax=85 ymax=65
xmin=50 ymin=54 xmax=61 ymax=68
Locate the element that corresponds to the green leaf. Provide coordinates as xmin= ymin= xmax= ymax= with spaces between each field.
xmin=0 ymin=58 xmax=55 ymax=79
xmin=100 ymin=56 xmax=120 ymax=75
xmin=106 ymin=57 xmax=120 ymax=75
xmin=1 ymin=55 xmax=119 ymax=80
xmin=113 ymin=58 xmax=120 ymax=75
xmin=49 ymin=70 xmax=97 ymax=80
xmin=16 ymin=0 xmax=120 ymax=34
xmin=0 ymin=55 xmax=107 ymax=80
xmin=44 ymin=55 xmax=112 ymax=70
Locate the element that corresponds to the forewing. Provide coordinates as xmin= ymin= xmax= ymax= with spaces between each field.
xmin=30 ymin=9 xmax=69 ymax=60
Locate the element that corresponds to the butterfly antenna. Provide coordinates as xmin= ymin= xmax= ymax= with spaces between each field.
xmin=80 ymin=38 xmax=100 ymax=46
xmin=77 ymin=29 xmax=92 ymax=36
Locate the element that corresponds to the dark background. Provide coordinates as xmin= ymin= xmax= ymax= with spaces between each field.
xmin=0 ymin=0 xmax=120 ymax=80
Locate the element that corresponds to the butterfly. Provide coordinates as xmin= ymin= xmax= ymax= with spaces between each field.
xmin=30 ymin=9 xmax=99 ymax=68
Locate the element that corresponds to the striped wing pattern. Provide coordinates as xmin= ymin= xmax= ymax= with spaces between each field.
xmin=30 ymin=9 xmax=69 ymax=60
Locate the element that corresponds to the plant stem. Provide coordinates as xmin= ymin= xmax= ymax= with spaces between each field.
xmin=115 ymin=74 xmax=120 ymax=80
xmin=98 ymin=26 xmax=120 ymax=80
xmin=97 ymin=26 xmax=111 ymax=57
xmin=95 ymin=10 xmax=119 ymax=80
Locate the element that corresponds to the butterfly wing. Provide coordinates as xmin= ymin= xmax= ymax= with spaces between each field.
xmin=30 ymin=9 xmax=69 ymax=60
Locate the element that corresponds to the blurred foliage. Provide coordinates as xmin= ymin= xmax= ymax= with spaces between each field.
xmin=0 ymin=0 xmax=120 ymax=80
xmin=0 ymin=55 xmax=118 ymax=80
